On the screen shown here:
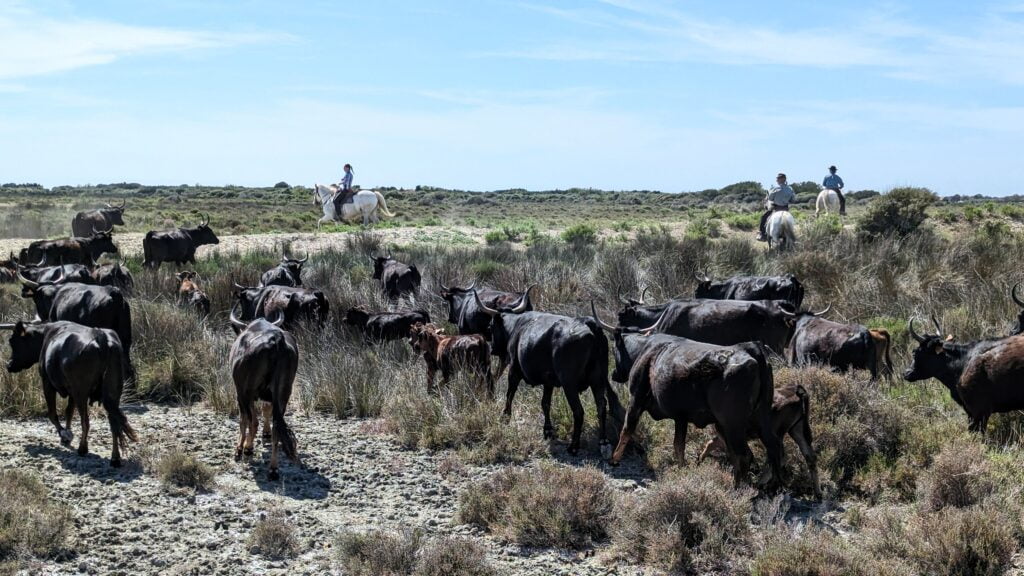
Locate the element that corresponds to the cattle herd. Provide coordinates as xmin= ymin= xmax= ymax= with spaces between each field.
xmin=4 ymin=203 xmax=1024 ymax=496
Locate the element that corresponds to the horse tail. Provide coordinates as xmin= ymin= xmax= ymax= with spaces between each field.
xmin=373 ymin=190 xmax=395 ymax=218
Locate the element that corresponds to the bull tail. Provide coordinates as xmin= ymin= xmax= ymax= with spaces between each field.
xmin=373 ymin=190 xmax=395 ymax=218
xmin=99 ymin=332 xmax=137 ymax=448
xmin=271 ymin=397 xmax=298 ymax=462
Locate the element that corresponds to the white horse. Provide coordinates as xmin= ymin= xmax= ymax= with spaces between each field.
xmin=767 ymin=210 xmax=796 ymax=250
xmin=312 ymin=184 xmax=395 ymax=229
xmin=815 ymin=189 xmax=841 ymax=217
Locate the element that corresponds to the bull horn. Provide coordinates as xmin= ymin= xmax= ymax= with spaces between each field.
xmin=0 ymin=323 xmax=17 ymax=330
xmin=105 ymin=202 xmax=113 ymax=208
xmin=511 ymin=285 xmax=535 ymax=313
xmin=778 ymin=305 xmax=797 ymax=317
xmin=466 ymin=280 xmax=477 ymax=292
xmin=296 ymin=250 xmax=308 ymax=264
xmin=1013 ymin=283 xmax=1024 ymax=308
xmin=439 ymin=280 xmax=449 ymax=292
xmin=909 ymin=318 xmax=925 ymax=344
xmin=233 ymin=281 xmax=247 ymax=291
xmin=591 ymin=301 xmax=617 ymax=333
xmin=268 ymin=309 xmax=285 ymax=327
xmin=17 ymin=272 xmax=39 ymax=289
xmin=369 ymin=255 xmax=377 ymax=264
xmin=812 ymin=303 xmax=832 ymax=317
xmin=931 ymin=314 xmax=943 ymax=337
xmin=119 ymin=198 xmax=126 ymax=209
xmin=228 ymin=303 xmax=248 ymax=331
xmin=473 ymin=290 xmax=500 ymax=317
xmin=617 ymin=289 xmax=630 ymax=305
xmin=639 ymin=287 xmax=648 ymax=305
xmin=641 ymin=309 xmax=668 ymax=335
xmin=202 ymin=213 xmax=210 ymax=226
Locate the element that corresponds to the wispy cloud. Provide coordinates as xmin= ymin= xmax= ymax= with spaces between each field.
xmin=0 ymin=4 xmax=289 ymax=81
xmin=499 ymin=0 xmax=1024 ymax=85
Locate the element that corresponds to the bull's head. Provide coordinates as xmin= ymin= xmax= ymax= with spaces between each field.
xmin=191 ymin=214 xmax=220 ymax=246
xmin=369 ymin=252 xmax=393 ymax=280
xmin=616 ymin=288 xmax=653 ymax=327
xmin=1 ymin=321 xmax=46 ymax=372
xmin=904 ymin=316 xmax=950 ymax=382
xmin=177 ymin=271 xmax=200 ymax=290
xmin=232 ymin=281 xmax=262 ymax=320
xmin=100 ymin=262 xmax=134 ymax=292
xmin=1011 ymin=283 xmax=1024 ymax=336
xmin=281 ymin=251 xmax=308 ymax=286
xmin=593 ymin=301 xmax=664 ymax=383
xmin=103 ymin=199 xmax=127 ymax=225
xmin=229 ymin=302 xmax=283 ymax=335
xmin=342 ymin=307 xmax=370 ymax=327
xmin=474 ymin=286 xmax=533 ymax=359
xmin=18 ymin=266 xmax=65 ymax=306
xmin=693 ymin=272 xmax=713 ymax=298
xmin=407 ymin=322 xmax=440 ymax=355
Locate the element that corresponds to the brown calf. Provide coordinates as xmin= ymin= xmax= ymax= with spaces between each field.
xmin=176 ymin=271 xmax=210 ymax=316
xmin=869 ymin=328 xmax=894 ymax=381
xmin=697 ymin=381 xmax=820 ymax=499
xmin=408 ymin=323 xmax=494 ymax=395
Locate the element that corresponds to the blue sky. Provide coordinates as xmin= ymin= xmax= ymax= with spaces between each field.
xmin=2 ymin=0 xmax=1024 ymax=195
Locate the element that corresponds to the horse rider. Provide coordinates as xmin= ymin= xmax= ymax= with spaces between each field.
xmin=823 ymin=165 xmax=846 ymax=216
xmin=333 ymin=163 xmax=355 ymax=214
xmin=757 ymin=173 xmax=796 ymax=242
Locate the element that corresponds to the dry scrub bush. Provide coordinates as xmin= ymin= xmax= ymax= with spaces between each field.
xmin=248 ymin=508 xmax=300 ymax=559
xmin=0 ymin=469 xmax=71 ymax=563
xmin=384 ymin=379 xmax=545 ymax=465
xmin=334 ymin=528 xmax=422 ymax=576
xmin=457 ymin=461 xmax=613 ymax=548
xmin=917 ymin=439 xmax=995 ymax=510
xmin=609 ymin=464 xmax=754 ymax=574
xmin=156 ymin=447 xmax=215 ymax=492
xmin=751 ymin=527 xmax=914 ymax=576
xmin=906 ymin=505 xmax=1017 ymax=576
xmin=414 ymin=536 xmax=497 ymax=576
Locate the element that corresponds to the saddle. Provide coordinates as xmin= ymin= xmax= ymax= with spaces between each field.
xmin=770 ymin=205 xmax=790 ymax=212
xmin=333 ymin=188 xmax=356 ymax=212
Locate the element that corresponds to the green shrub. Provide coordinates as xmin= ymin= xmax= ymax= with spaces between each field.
xmin=724 ymin=212 xmax=759 ymax=231
xmin=457 ymin=461 xmax=613 ymax=548
xmin=483 ymin=230 xmax=505 ymax=245
xmin=561 ymin=223 xmax=598 ymax=245
xmin=469 ymin=259 xmax=506 ymax=281
xmin=857 ymin=187 xmax=938 ymax=240
xmin=685 ymin=216 xmax=722 ymax=239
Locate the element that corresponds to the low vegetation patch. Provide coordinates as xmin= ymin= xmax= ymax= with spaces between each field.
xmin=335 ymin=529 xmax=494 ymax=576
xmin=457 ymin=461 xmax=613 ymax=548
xmin=155 ymin=447 xmax=215 ymax=492
xmin=0 ymin=469 xmax=72 ymax=565
xmin=248 ymin=508 xmax=300 ymax=559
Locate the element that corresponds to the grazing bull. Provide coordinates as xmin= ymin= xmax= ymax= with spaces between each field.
xmin=3 ymin=320 xmax=137 ymax=466
xmin=439 ymin=281 xmax=532 ymax=336
xmin=475 ymin=288 xmax=624 ymax=455
xmin=228 ymin=307 xmax=299 ymax=480
xmin=694 ymin=273 xmax=805 ymax=309
xmin=72 ymin=199 xmax=126 ymax=238
xmin=1010 ymin=283 xmax=1024 ymax=336
xmin=617 ymin=295 xmax=796 ymax=355
xmin=18 ymin=261 xmax=95 ymax=285
xmin=408 ymin=323 xmax=494 ymax=395
xmin=19 ymin=269 xmax=134 ymax=371
xmin=371 ymin=253 xmax=421 ymax=300
xmin=906 ymin=317 xmax=1024 ymax=434
xmin=343 ymin=307 xmax=430 ymax=342
xmin=142 ymin=215 xmax=219 ymax=269
xmin=21 ymin=229 xmax=118 ymax=266
xmin=176 ymin=271 xmax=210 ymax=316
xmin=697 ymin=379 xmax=820 ymax=498
xmin=592 ymin=304 xmax=783 ymax=487
xmin=784 ymin=305 xmax=891 ymax=381
xmin=0 ymin=253 xmax=17 ymax=283
xmin=92 ymin=261 xmax=135 ymax=294
xmin=232 ymin=283 xmax=329 ymax=328
xmin=261 ymin=252 xmax=308 ymax=287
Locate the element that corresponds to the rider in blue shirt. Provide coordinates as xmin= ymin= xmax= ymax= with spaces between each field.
xmin=757 ymin=173 xmax=796 ymax=241
xmin=334 ymin=163 xmax=355 ymax=213
xmin=822 ymin=165 xmax=846 ymax=215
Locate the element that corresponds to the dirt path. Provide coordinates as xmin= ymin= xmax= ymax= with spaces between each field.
xmin=1 ymin=406 xmax=652 ymax=575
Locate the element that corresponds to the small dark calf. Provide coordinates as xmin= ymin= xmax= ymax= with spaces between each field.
xmin=176 ymin=271 xmax=210 ymax=316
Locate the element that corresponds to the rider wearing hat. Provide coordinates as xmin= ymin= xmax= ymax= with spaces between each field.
xmin=757 ymin=173 xmax=796 ymax=242
xmin=822 ymin=165 xmax=846 ymax=216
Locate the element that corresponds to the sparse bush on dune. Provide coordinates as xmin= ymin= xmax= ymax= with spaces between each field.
xmin=918 ymin=439 xmax=995 ymax=510
xmin=335 ymin=529 xmax=496 ymax=576
xmin=609 ymin=464 xmax=754 ymax=573
xmin=857 ymin=186 xmax=938 ymax=240
xmin=0 ymin=469 xmax=72 ymax=565
xmin=248 ymin=508 xmax=300 ymax=559
xmin=457 ymin=461 xmax=613 ymax=548
xmin=752 ymin=526 xmax=915 ymax=576
xmin=155 ymin=447 xmax=215 ymax=492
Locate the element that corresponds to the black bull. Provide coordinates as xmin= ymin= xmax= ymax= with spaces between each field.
xmin=371 ymin=255 xmax=421 ymax=299
xmin=475 ymin=291 xmax=624 ymax=455
xmin=785 ymin=306 xmax=889 ymax=380
xmin=21 ymin=231 xmax=118 ymax=266
xmin=233 ymin=284 xmax=329 ymax=328
xmin=342 ymin=308 xmax=430 ymax=342
xmin=72 ymin=200 xmax=126 ymax=238
xmin=906 ymin=317 xmax=1024 ymax=434
xmin=229 ymin=310 xmax=300 ymax=480
xmin=593 ymin=305 xmax=782 ymax=487
xmin=440 ymin=282 xmax=532 ymax=336
xmin=19 ymin=272 xmax=134 ymax=375
xmin=3 ymin=320 xmax=137 ymax=466
xmin=142 ymin=216 xmax=219 ymax=269
xmin=617 ymin=298 xmax=796 ymax=355
xmin=695 ymin=273 xmax=805 ymax=308
xmin=261 ymin=252 xmax=308 ymax=287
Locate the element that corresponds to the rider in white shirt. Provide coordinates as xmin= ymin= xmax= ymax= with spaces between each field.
xmin=757 ymin=173 xmax=796 ymax=242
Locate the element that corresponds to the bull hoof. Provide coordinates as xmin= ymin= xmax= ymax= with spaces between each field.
xmin=543 ymin=427 xmax=554 ymax=440
xmin=607 ymin=457 xmax=621 ymax=467
xmin=110 ymin=457 xmax=122 ymax=468
xmin=234 ymin=450 xmax=243 ymax=462
xmin=59 ymin=430 xmax=73 ymax=446
xmin=268 ymin=469 xmax=280 ymax=481
xmin=599 ymin=442 xmax=612 ymax=460
xmin=243 ymin=447 xmax=254 ymax=457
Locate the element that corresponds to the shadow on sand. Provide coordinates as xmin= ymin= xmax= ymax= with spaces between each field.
xmin=25 ymin=442 xmax=144 ymax=482
xmin=245 ymin=449 xmax=332 ymax=500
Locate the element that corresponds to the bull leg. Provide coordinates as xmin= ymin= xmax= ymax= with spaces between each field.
xmin=541 ymin=384 xmax=555 ymax=439
xmin=426 ymin=366 xmax=437 ymax=394
xmin=269 ymin=419 xmax=280 ymax=481
xmin=757 ymin=414 xmax=785 ymax=491
xmin=721 ymin=426 xmax=754 ymax=488
xmin=235 ymin=408 xmax=247 ymax=461
xmin=563 ymin=386 xmax=585 ymax=456
xmin=483 ymin=362 xmax=495 ymax=399
xmin=610 ymin=392 xmax=647 ymax=465
xmin=63 ymin=400 xmax=75 ymax=434
xmin=244 ymin=402 xmax=258 ymax=456
xmin=261 ymin=402 xmax=272 ymax=441
xmin=591 ymin=386 xmax=610 ymax=458
xmin=503 ymin=365 xmax=522 ymax=418
xmin=75 ymin=395 xmax=90 ymax=457
xmin=673 ymin=419 xmax=688 ymax=465
xmin=44 ymin=385 xmax=72 ymax=446
xmin=697 ymin=434 xmax=726 ymax=464
xmin=790 ymin=426 xmax=821 ymax=500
